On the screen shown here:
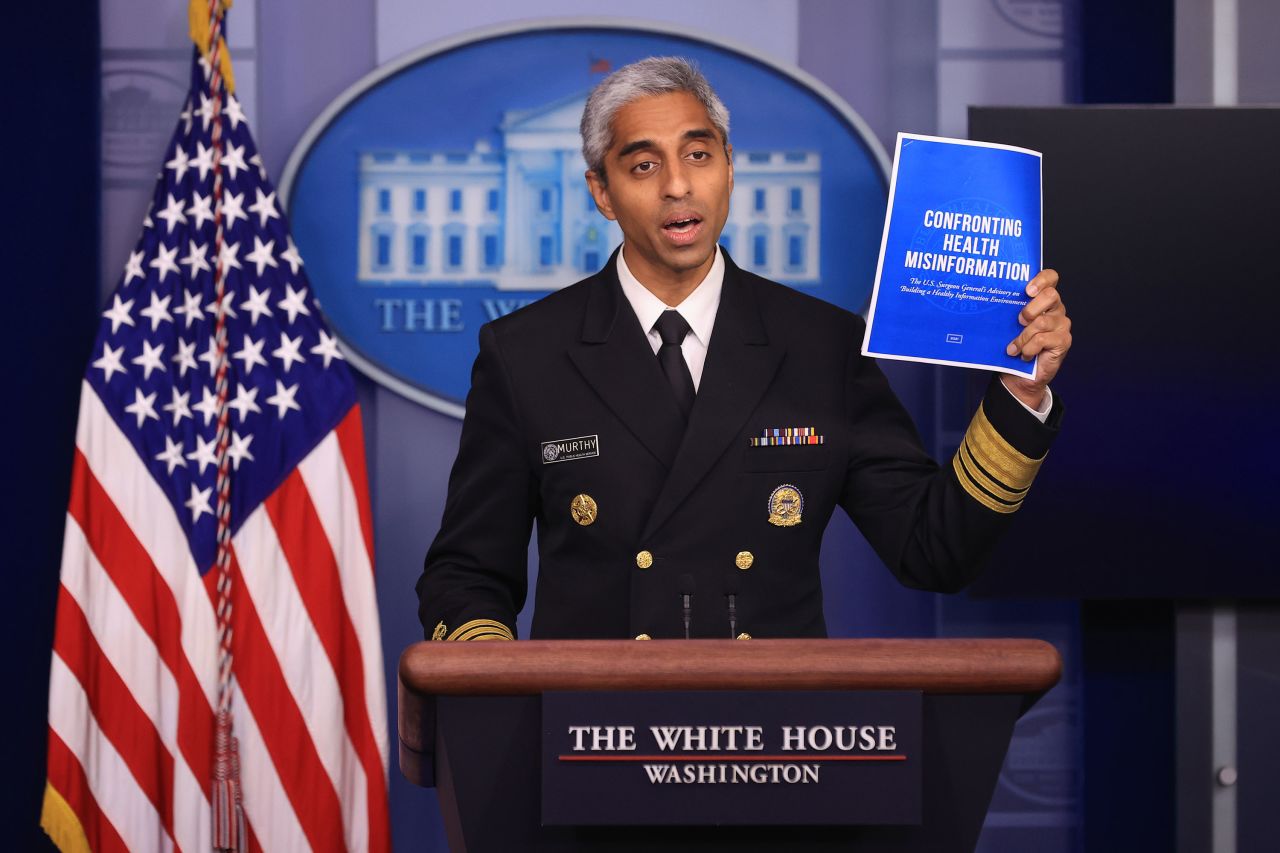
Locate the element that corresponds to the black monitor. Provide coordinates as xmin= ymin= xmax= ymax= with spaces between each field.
xmin=965 ymin=106 xmax=1280 ymax=598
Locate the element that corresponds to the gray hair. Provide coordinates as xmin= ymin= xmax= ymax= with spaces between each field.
xmin=580 ymin=56 xmax=731 ymax=181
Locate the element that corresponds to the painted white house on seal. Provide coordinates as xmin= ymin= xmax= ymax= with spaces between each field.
xmin=357 ymin=92 xmax=821 ymax=289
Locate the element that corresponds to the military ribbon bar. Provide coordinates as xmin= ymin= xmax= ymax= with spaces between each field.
xmin=749 ymin=427 xmax=825 ymax=447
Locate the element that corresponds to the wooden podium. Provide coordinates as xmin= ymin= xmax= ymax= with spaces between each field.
xmin=399 ymin=639 xmax=1060 ymax=851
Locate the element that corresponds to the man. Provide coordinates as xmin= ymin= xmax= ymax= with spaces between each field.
xmin=416 ymin=57 xmax=1070 ymax=642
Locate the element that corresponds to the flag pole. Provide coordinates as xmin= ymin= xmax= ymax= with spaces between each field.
xmin=192 ymin=1 xmax=245 ymax=849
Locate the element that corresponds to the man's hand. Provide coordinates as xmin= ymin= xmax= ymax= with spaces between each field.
xmin=1001 ymin=269 xmax=1072 ymax=411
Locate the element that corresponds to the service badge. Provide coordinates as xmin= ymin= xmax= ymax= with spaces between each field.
xmin=767 ymin=484 xmax=804 ymax=527
xmin=570 ymin=493 xmax=598 ymax=526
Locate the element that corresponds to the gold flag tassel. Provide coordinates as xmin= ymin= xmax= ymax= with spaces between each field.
xmin=232 ymin=733 xmax=247 ymax=845
xmin=212 ymin=711 xmax=243 ymax=851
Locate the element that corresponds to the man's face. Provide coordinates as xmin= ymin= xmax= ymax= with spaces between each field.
xmin=586 ymin=91 xmax=733 ymax=288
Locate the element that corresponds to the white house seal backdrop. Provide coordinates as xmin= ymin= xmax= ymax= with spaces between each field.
xmin=282 ymin=21 xmax=890 ymax=416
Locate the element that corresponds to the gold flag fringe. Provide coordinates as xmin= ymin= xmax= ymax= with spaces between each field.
xmin=40 ymin=782 xmax=90 ymax=853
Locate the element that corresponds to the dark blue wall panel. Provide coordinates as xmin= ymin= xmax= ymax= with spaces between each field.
xmin=1076 ymin=0 xmax=1174 ymax=103
xmin=2 ymin=6 xmax=100 ymax=849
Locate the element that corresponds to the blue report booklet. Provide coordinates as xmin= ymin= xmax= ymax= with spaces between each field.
xmin=862 ymin=133 xmax=1042 ymax=379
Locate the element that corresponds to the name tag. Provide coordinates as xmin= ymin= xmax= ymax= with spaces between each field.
xmin=542 ymin=434 xmax=600 ymax=464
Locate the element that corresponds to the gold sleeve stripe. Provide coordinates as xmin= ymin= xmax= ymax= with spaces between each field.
xmin=968 ymin=402 xmax=1045 ymax=489
xmin=952 ymin=402 xmax=1047 ymax=513
xmin=958 ymin=440 xmax=1029 ymax=504
xmin=446 ymin=619 xmax=514 ymax=642
xmin=952 ymin=452 xmax=1021 ymax=514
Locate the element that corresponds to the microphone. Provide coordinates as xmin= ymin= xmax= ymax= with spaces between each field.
xmin=679 ymin=574 xmax=696 ymax=640
xmin=724 ymin=573 xmax=741 ymax=639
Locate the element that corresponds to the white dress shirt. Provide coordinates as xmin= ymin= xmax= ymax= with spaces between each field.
xmin=615 ymin=243 xmax=1051 ymax=422
xmin=617 ymin=244 xmax=724 ymax=392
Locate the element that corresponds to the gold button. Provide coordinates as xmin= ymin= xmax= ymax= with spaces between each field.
xmin=635 ymin=633 xmax=652 ymax=641
xmin=736 ymin=633 xmax=753 ymax=641
xmin=735 ymin=551 xmax=754 ymax=570
xmin=636 ymin=550 xmax=653 ymax=569
xmin=570 ymin=493 xmax=597 ymax=526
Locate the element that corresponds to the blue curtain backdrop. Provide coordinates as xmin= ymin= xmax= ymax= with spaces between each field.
xmin=2 ymin=5 xmax=100 ymax=851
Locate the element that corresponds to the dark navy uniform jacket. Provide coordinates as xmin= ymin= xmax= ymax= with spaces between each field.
xmin=416 ymin=251 xmax=1061 ymax=641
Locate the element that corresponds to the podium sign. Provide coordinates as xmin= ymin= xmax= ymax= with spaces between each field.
xmin=542 ymin=691 xmax=922 ymax=826
xmin=400 ymin=638 xmax=1062 ymax=850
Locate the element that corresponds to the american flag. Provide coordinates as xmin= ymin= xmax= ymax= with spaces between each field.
xmin=42 ymin=34 xmax=391 ymax=853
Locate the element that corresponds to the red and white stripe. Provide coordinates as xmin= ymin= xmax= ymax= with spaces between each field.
xmin=46 ymin=382 xmax=390 ymax=851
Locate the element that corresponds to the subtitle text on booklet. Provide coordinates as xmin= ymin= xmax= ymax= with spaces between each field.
xmin=862 ymin=133 xmax=1043 ymax=380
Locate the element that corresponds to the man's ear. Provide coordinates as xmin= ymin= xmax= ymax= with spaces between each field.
xmin=725 ymin=143 xmax=734 ymax=192
xmin=585 ymin=169 xmax=617 ymax=221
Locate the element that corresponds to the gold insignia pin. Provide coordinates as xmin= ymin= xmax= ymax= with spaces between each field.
xmin=735 ymin=551 xmax=754 ymax=570
xmin=432 ymin=621 xmax=447 ymax=641
xmin=570 ymin=493 xmax=598 ymax=526
xmin=767 ymin=484 xmax=804 ymax=527
xmin=636 ymin=550 xmax=654 ymax=569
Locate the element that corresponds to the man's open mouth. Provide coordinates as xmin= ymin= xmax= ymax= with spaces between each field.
xmin=663 ymin=215 xmax=702 ymax=233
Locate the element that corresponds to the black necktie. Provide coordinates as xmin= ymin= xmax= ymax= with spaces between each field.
xmin=653 ymin=310 xmax=696 ymax=421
